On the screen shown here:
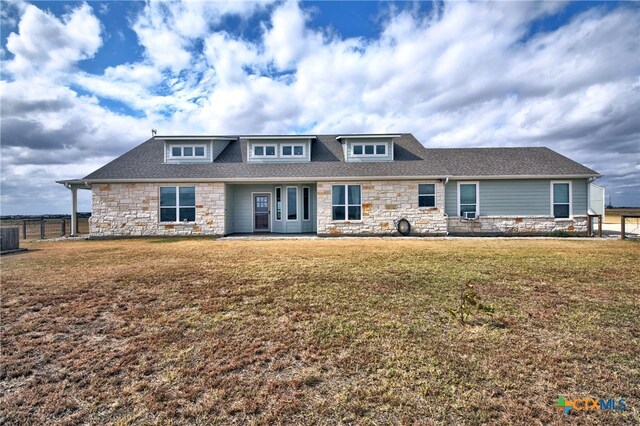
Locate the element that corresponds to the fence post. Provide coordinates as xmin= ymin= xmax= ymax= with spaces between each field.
xmin=40 ymin=218 xmax=46 ymax=239
xmin=61 ymin=219 xmax=66 ymax=236
xmin=23 ymin=220 xmax=27 ymax=239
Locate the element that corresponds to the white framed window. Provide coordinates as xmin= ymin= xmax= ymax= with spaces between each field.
xmin=332 ymin=185 xmax=361 ymax=221
xmin=551 ymin=181 xmax=572 ymax=218
xmin=159 ymin=186 xmax=196 ymax=222
xmin=303 ymin=186 xmax=310 ymax=221
xmin=275 ymin=187 xmax=282 ymax=221
xmin=457 ymin=182 xmax=479 ymax=217
xmin=286 ymin=186 xmax=298 ymax=221
xmin=352 ymin=143 xmax=387 ymax=156
xmin=281 ymin=145 xmax=305 ymax=156
xmin=252 ymin=145 xmax=276 ymax=157
xmin=418 ymin=184 xmax=436 ymax=207
xmin=169 ymin=145 xmax=206 ymax=158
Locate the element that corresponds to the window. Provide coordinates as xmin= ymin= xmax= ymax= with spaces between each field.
xmin=160 ymin=186 xmax=196 ymax=222
xmin=287 ymin=187 xmax=297 ymax=220
xmin=282 ymin=145 xmax=304 ymax=156
xmin=253 ymin=145 xmax=276 ymax=157
xmin=418 ymin=184 xmax=436 ymax=207
xmin=458 ymin=182 xmax=478 ymax=217
xmin=352 ymin=143 xmax=387 ymax=156
xmin=552 ymin=181 xmax=571 ymax=218
xmin=332 ymin=185 xmax=361 ymax=220
xmin=169 ymin=145 xmax=206 ymax=158
xmin=275 ymin=187 xmax=282 ymax=220
xmin=303 ymin=187 xmax=310 ymax=220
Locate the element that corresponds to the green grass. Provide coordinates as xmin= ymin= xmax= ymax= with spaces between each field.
xmin=1 ymin=238 xmax=638 ymax=425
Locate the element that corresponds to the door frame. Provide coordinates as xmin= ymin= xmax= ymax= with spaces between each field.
xmin=252 ymin=192 xmax=271 ymax=232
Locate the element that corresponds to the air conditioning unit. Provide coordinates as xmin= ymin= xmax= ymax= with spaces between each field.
xmin=464 ymin=211 xmax=478 ymax=220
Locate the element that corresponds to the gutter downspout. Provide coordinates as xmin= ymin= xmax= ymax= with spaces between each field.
xmin=587 ymin=176 xmax=597 ymax=237
xmin=443 ymin=177 xmax=450 ymax=236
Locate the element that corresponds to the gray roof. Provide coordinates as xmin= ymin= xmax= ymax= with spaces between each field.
xmin=81 ymin=133 xmax=600 ymax=181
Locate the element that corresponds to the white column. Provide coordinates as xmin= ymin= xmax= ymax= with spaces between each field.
xmin=71 ymin=187 xmax=78 ymax=236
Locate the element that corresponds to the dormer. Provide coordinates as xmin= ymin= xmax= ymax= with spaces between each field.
xmin=246 ymin=136 xmax=314 ymax=163
xmin=161 ymin=136 xmax=235 ymax=163
xmin=337 ymin=134 xmax=400 ymax=162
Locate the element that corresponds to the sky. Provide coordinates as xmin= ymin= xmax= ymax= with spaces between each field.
xmin=0 ymin=0 xmax=639 ymax=215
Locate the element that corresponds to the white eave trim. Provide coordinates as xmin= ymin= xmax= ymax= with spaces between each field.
xmin=448 ymin=174 xmax=602 ymax=180
xmin=336 ymin=134 xmax=401 ymax=140
xmin=70 ymin=173 xmax=601 ymax=185
xmin=76 ymin=176 xmax=447 ymax=184
xmin=156 ymin=136 xmax=237 ymax=141
xmin=243 ymin=136 xmax=316 ymax=140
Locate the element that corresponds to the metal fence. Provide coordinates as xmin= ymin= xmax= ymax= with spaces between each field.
xmin=0 ymin=218 xmax=90 ymax=240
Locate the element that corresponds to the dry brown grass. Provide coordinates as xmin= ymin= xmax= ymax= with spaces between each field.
xmin=1 ymin=238 xmax=639 ymax=425
xmin=604 ymin=208 xmax=640 ymax=225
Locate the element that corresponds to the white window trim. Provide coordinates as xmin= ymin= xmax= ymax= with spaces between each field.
xmin=457 ymin=181 xmax=479 ymax=217
xmin=281 ymin=144 xmax=305 ymax=157
xmin=302 ymin=186 xmax=311 ymax=221
xmin=251 ymin=144 xmax=277 ymax=158
xmin=331 ymin=184 xmax=362 ymax=221
xmin=351 ymin=143 xmax=388 ymax=157
xmin=286 ymin=186 xmax=298 ymax=221
xmin=418 ymin=183 xmax=437 ymax=208
xmin=550 ymin=180 xmax=573 ymax=218
xmin=158 ymin=186 xmax=196 ymax=223
xmin=275 ymin=187 xmax=282 ymax=221
xmin=168 ymin=144 xmax=207 ymax=159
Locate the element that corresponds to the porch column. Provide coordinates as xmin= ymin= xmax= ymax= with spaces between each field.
xmin=71 ymin=187 xmax=78 ymax=236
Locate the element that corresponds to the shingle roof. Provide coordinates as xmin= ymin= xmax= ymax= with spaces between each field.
xmin=82 ymin=133 xmax=600 ymax=181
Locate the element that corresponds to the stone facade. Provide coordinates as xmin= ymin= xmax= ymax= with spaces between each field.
xmin=90 ymin=183 xmax=225 ymax=237
xmin=447 ymin=215 xmax=588 ymax=236
xmin=317 ymin=180 xmax=447 ymax=236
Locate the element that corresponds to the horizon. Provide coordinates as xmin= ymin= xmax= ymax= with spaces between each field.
xmin=1 ymin=0 xmax=639 ymax=214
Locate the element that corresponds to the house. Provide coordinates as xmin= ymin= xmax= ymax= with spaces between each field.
xmin=57 ymin=133 xmax=602 ymax=237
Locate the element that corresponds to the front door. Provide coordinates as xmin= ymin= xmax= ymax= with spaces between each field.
xmin=253 ymin=194 xmax=270 ymax=232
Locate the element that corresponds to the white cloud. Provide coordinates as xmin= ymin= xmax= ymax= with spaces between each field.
xmin=5 ymin=3 xmax=102 ymax=77
xmin=131 ymin=0 xmax=275 ymax=73
xmin=263 ymin=1 xmax=322 ymax=70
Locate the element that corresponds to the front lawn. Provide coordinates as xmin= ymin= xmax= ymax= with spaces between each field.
xmin=1 ymin=238 xmax=638 ymax=424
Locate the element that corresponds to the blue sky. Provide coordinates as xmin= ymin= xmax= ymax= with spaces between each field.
xmin=1 ymin=0 xmax=639 ymax=214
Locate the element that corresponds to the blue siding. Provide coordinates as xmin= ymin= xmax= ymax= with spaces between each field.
xmin=224 ymin=184 xmax=234 ymax=234
xmin=227 ymin=183 xmax=316 ymax=233
xmin=445 ymin=179 xmax=589 ymax=216
xmin=572 ymin=179 xmax=588 ymax=215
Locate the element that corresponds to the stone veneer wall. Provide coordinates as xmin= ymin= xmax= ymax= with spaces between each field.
xmin=447 ymin=215 xmax=588 ymax=235
xmin=90 ymin=183 xmax=225 ymax=237
xmin=317 ymin=180 xmax=447 ymax=236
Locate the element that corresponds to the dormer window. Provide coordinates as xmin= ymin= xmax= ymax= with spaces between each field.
xmin=352 ymin=143 xmax=387 ymax=156
xmin=282 ymin=145 xmax=304 ymax=156
xmin=170 ymin=145 xmax=206 ymax=158
xmin=246 ymin=137 xmax=312 ymax=162
xmin=253 ymin=145 xmax=276 ymax=157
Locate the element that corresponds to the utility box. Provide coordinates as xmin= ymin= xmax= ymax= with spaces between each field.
xmin=1 ymin=227 xmax=20 ymax=252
